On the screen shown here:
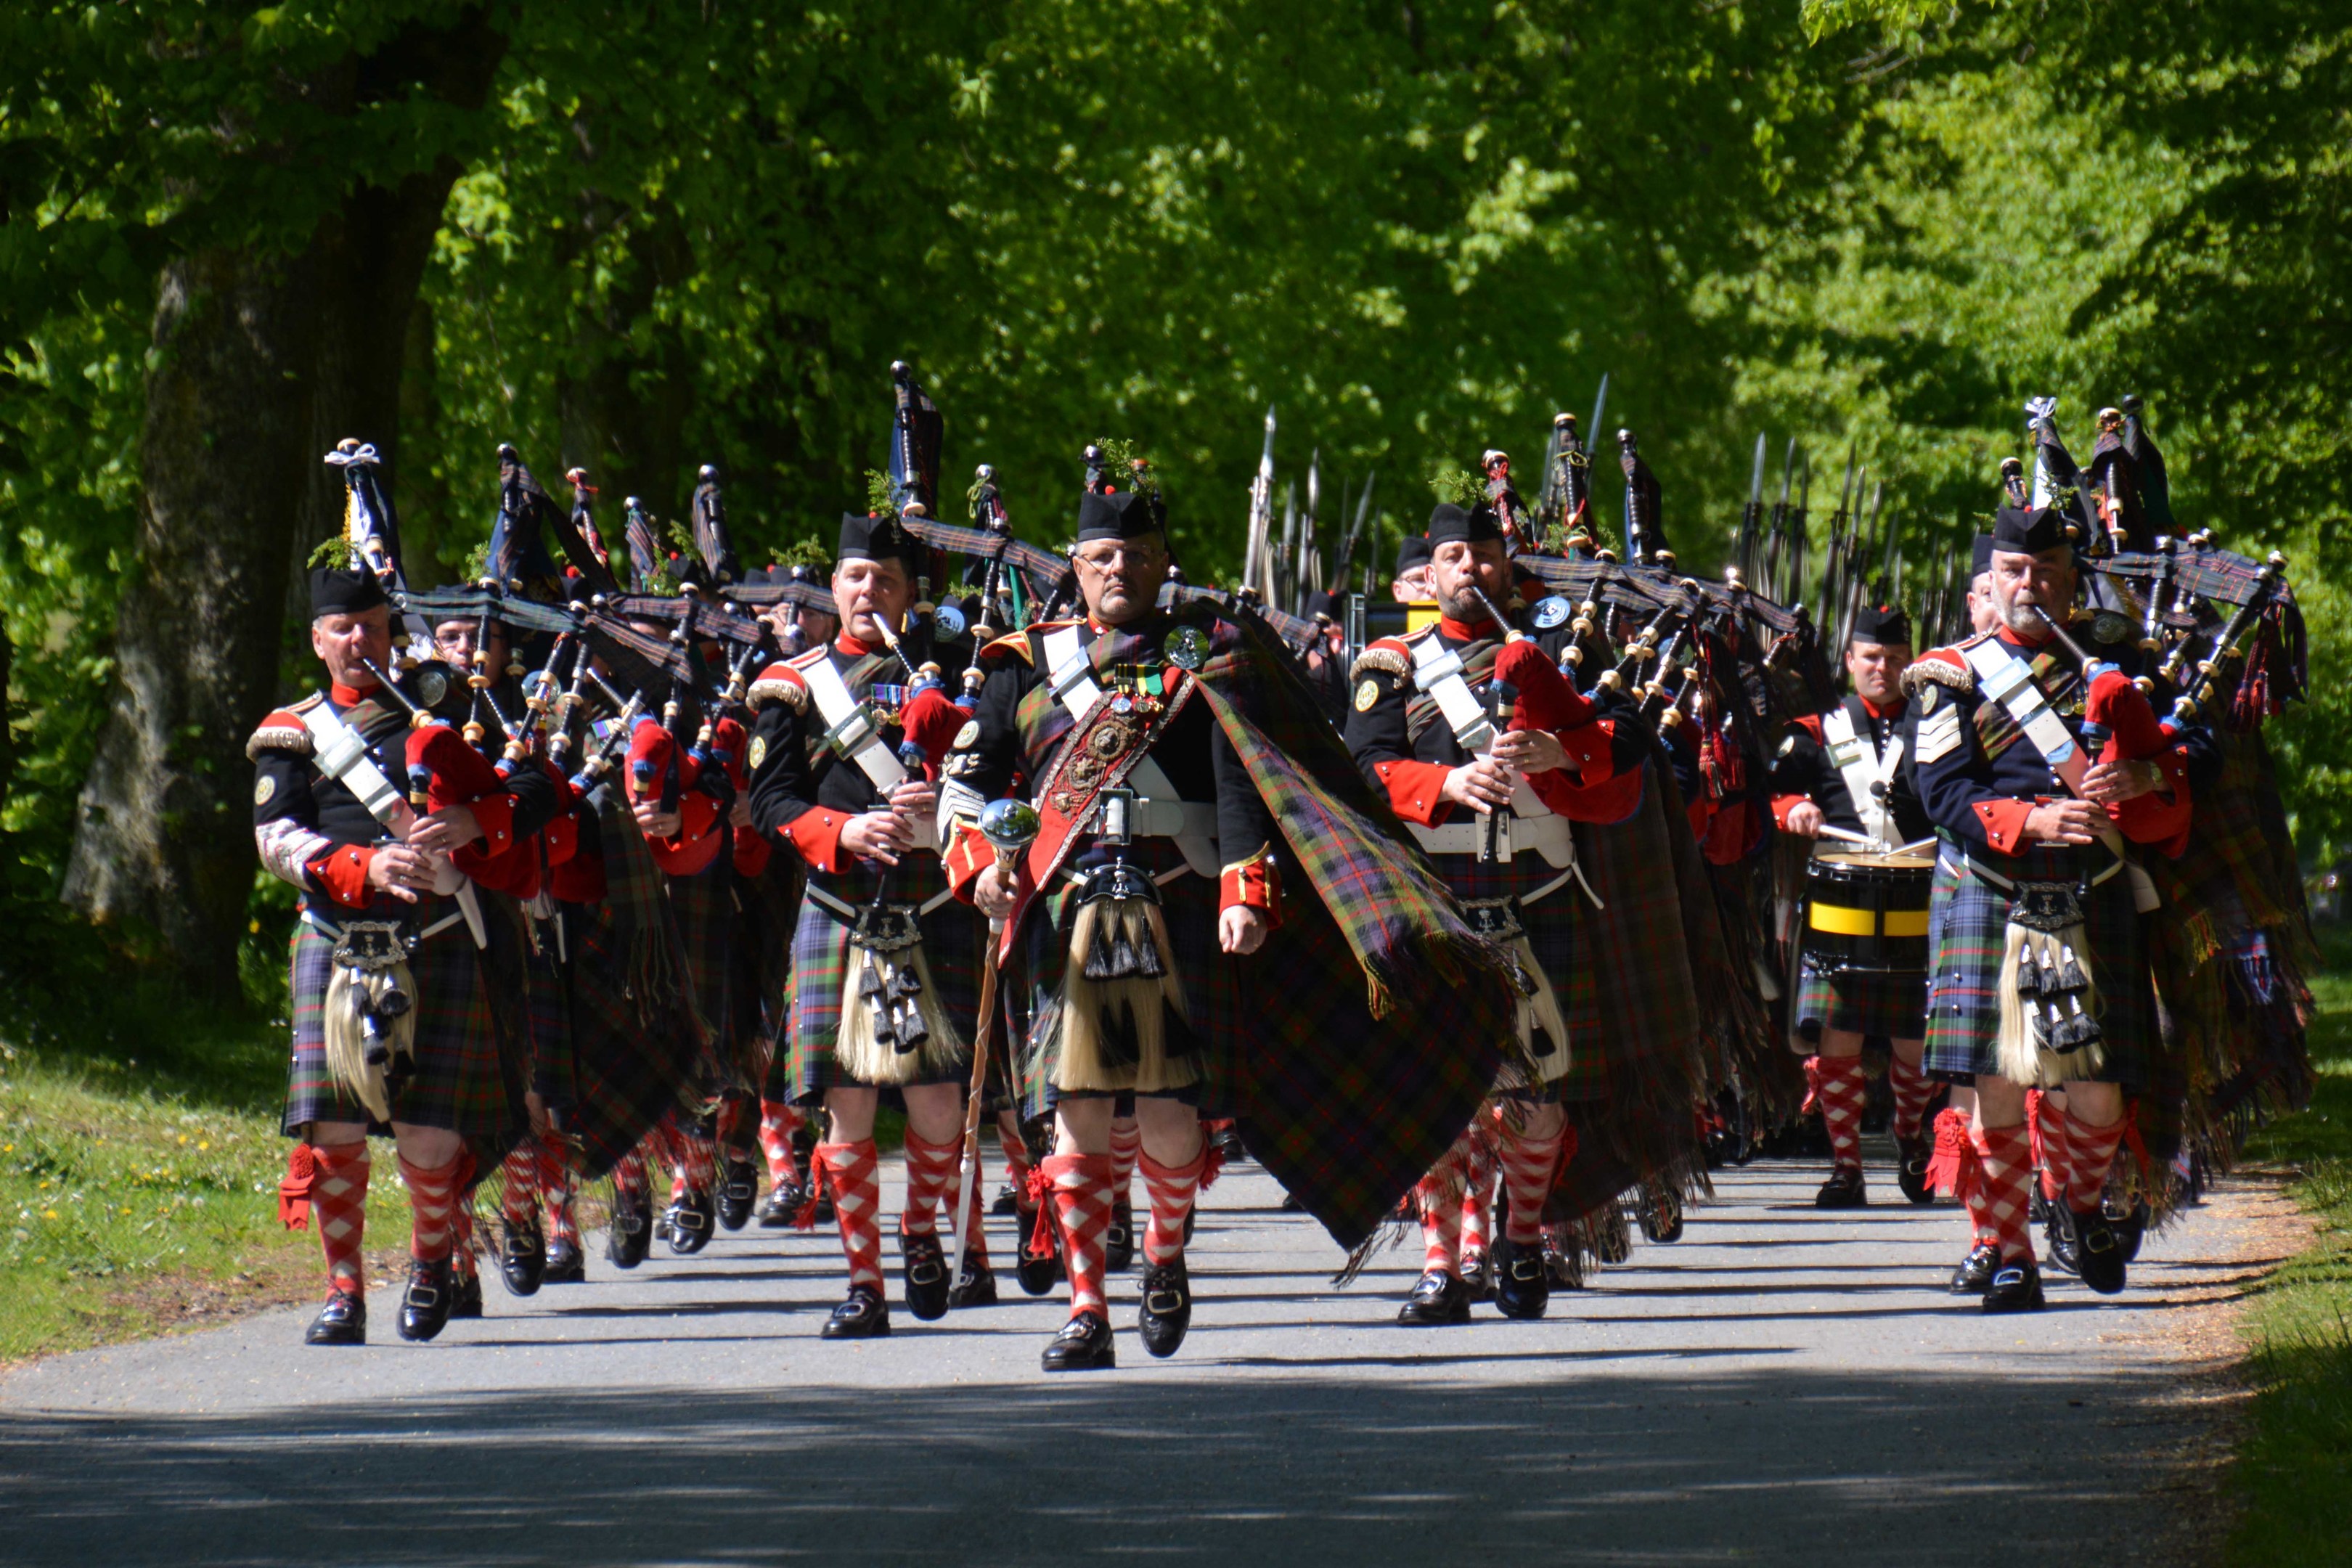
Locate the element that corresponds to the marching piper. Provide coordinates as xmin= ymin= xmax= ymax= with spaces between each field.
xmin=1906 ymin=503 xmax=2192 ymax=1310
xmin=1343 ymin=498 xmax=1646 ymax=1324
xmin=748 ymin=510 xmax=989 ymax=1336
xmin=256 ymin=568 xmax=548 ymax=1345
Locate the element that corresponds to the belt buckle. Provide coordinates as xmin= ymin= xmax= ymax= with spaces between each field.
xmin=332 ymin=919 xmax=410 ymax=970
xmin=2010 ymin=881 xmax=2083 ymax=932
xmin=1462 ymin=896 xmax=1524 ymax=944
xmin=851 ymin=902 xmax=920 ymax=952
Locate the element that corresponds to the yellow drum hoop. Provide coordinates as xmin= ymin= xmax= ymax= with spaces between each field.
xmin=1808 ymin=903 xmax=1931 ymax=938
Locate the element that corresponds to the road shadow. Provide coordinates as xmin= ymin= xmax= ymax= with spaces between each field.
xmin=0 ymin=1362 xmax=2209 ymax=1567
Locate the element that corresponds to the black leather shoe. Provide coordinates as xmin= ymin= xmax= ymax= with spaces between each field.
xmin=1396 ymin=1270 xmax=1471 ymax=1326
xmin=1040 ymin=1311 xmax=1116 ymax=1371
xmin=821 ymin=1284 xmax=891 ymax=1339
xmin=1895 ymin=1135 xmax=1935 ymax=1205
xmin=499 ymin=1217 xmax=546 ymax=1297
xmin=2045 ymin=1199 xmax=2083 ymax=1276
xmin=2109 ymin=1194 xmax=2149 ymax=1263
xmin=1982 ymin=1256 xmax=2047 ymax=1312
xmin=1105 ymin=1199 xmax=1137 ymax=1273
xmin=397 ymin=1258 xmax=455 ymax=1342
xmin=666 ymin=1187 xmax=714 ymax=1256
xmin=2028 ymin=1185 xmax=2051 ymax=1227
xmin=1948 ymin=1242 xmax=2001 ymax=1294
xmin=1458 ymin=1250 xmax=1495 ymax=1302
xmin=991 ymin=1182 xmax=1018 ymax=1216
xmin=1814 ymin=1167 xmax=1867 ymax=1209
xmin=542 ymin=1238 xmax=586 ymax=1283
xmin=758 ymin=1179 xmax=807 ymax=1228
xmin=947 ymin=1257 xmax=999 ymax=1310
xmin=1212 ymin=1125 xmax=1246 ymax=1161
xmin=1014 ymin=1213 xmax=1060 ymax=1296
xmin=304 ymin=1288 xmax=367 ymax=1346
xmin=1138 ymin=1257 xmax=1193 ymax=1358
xmin=1493 ymin=1236 xmax=1551 ymax=1320
xmin=449 ymin=1269 xmax=483 ymax=1320
xmin=901 ymin=1232 xmax=952 ymax=1321
xmin=2070 ymin=1204 xmax=2128 ymax=1294
xmin=717 ymin=1159 xmax=758 ymax=1231
xmin=606 ymin=1193 xmax=652 ymax=1270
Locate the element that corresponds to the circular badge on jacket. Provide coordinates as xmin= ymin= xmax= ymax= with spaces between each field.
xmin=1530 ymin=596 xmax=1572 ymax=630
xmin=2091 ymin=611 xmax=2132 ymax=645
xmin=253 ymin=775 xmax=277 ymax=807
xmin=1354 ymin=679 xmax=1381 ymax=712
xmin=952 ymin=719 xmax=981 ymax=751
xmin=1163 ymin=626 xmax=1209 ymax=671
xmin=747 ymin=736 xmax=767 ymax=772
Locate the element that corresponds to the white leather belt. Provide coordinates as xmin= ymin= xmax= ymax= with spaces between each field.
xmin=1406 ymin=812 xmax=1574 ymax=867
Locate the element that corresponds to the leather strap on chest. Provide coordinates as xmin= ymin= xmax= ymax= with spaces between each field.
xmin=1820 ymin=700 xmax=1903 ymax=847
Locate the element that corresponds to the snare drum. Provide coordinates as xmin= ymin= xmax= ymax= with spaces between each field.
xmin=1802 ymin=852 xmax=1933 ymax=973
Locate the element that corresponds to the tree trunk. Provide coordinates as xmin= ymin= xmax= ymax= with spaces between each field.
xmin=62 ymin=10 xmax=507 ymax=995
xmin=62 ymin=248 xmax=323 ymax=988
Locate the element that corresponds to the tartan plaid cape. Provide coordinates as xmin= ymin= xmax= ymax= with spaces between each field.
xmin=1193 ymin=612 xmax=1522 ymax=1250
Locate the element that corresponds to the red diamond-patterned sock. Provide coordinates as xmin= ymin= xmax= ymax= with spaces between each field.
xmin=1887 ymin=1050 xmax=1936 ymax=1140
xmin=1969 ymin=1121 xmax=2035 ymax=1262
xmin=815 ymin=1140 xmax=884 ymax=1292
xmin=2029 ymin=1090 xmax=2074 ymax=1204
xmin=398 ymin=1152 xmax=465 ymax=1264
xmin=1499 ymin=1119 xmax=1567 ymax=1246
xmin=758 ymin=1100 xmax=805 ymax=1188
xmin=899 ymin=1127 xmax=960 ymax=1238
xmin=1139 ymin=1143 xmax=1209 ymax=1267
xmin=1108 ymin=1116 xmax=1142 ymax=1210
xmin=1043 ymin=1152 xmax=1113 ymax=1320
xmin=1809 ymin=1054 xmax=1869 ymax=1173
xmin=311 ymin=1141 xmax=370 ymax=1298
xmin=613 ymin=1145 xmax=649 ymax=1201
xmin=500 ymin=1140 xmax=541 ymax=1228
xmin=450 ymin=1198 xmax=479 ymax=1283
xmin=1458 ymin=1135 xmax=1495 ymax=1259
xmin=2063 ymin=1106 xmax=2128 ymax=1212
xmin=1415 ymin=1146 xmax=1467 ymax=1278
xmin=536 ymin=1138 xmax=579 ymax=1246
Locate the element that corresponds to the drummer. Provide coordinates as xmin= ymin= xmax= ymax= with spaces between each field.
xmin=1769 ymin=602 xmax=1937 ymax=1208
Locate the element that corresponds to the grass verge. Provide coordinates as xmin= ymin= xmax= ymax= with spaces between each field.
xmin=2224 ymin=927 xmax=2352 ymax=1566
xmin=0 ymin=902 xmax=422 ymax=1363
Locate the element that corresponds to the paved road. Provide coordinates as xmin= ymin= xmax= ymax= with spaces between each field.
xmin=0 ymin=1145 xmax=2255 ymax=1566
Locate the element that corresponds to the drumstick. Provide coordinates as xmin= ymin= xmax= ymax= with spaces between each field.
xmin=1889 ymin=836 xmax=1938 ymax=857
xmin=1812 ymin=823 xmax=1878 ymax=849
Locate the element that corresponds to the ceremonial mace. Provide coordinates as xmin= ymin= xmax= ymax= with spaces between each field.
xmin=950 ymin=798 xmax=1042 ymax=1283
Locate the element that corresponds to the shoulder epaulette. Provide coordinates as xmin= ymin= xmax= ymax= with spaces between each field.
xmin=1901 ymin=648 xmax=1976 ymax=698
xmin=1349 ymin=642 xmax=1412 ymax=682
xmin=982 ymin=622 xmax=1066 ymax=665
xmin=747 ymin=661 xmax=809 ymax=714
xmin=247 ymin=694 xmax=322 ymax=761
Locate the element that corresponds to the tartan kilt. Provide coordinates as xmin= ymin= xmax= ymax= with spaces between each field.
xmin=1558 ymin=772 xmax=1699 ymax=1106
xmin=1792 ymin=956 xmax=1928 ymax=1045
xmin=666 ymin=857 xmax=732 ymax=1050
xmin=1013 ymin=838 xmax=1235 ymax=1121
xmin=524 ymin=915 xmax=579 ymax=1108
xmin=1423 ymin=848 xmax=1576 ymax=1101
xmin=781 ymin=853 xmax=981 ymax=1102
xmin=281 ymin=896 xmax=513 ymax=1138
xmin=1922 ymin=840 xmax=2153 ymax=1090
xmin=562 ymin=899 xmax=709 ymax=1177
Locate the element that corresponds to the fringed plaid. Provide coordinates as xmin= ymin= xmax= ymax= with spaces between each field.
xmin=1921 ymin=840 xmax=2153 ymax=1089
xmin=1193 ymin=615 xmax=1526 ymax=1251
xmin=282 ymin=898 xmax=513 ymax=1138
